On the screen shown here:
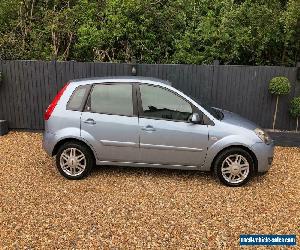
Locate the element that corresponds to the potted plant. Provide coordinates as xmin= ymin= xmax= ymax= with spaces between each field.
xmin=268 ymin=76 xmax=291 ymax=130
xmin=290 ymin=97 xmax=300 ymax=132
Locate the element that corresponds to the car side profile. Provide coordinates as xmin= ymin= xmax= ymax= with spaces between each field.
xmin=43 ymin=77 xmax=274 ymax=187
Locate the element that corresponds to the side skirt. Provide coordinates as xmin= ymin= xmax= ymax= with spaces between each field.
xmin=96 ymin=160 xmax=206 ymax=171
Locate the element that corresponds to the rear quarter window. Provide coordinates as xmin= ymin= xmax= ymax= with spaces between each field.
xmin=67 ymin=85 xmax=89 ymax=111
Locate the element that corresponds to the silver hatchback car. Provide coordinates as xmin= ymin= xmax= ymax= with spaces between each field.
xmin=43 ymin=77 xmax=274 ymax=187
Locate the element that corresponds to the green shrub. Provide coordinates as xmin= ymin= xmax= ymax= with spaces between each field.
xmin=269 ymin=76 xmax=291 ymax=130
xmin=268 ymin=77 xmax=291 ymax=95
xmin=290 ymin=97 xmax=300 ymax=118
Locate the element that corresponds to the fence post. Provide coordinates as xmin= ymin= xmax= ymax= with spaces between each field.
xmin=210 ymin=60 xmax=220 ymax=103
xmin=131 ymin=58 xmax=137 ymax=76
xmin=50 ymin=60 xmax=58 ymax=95
xmin=213 ymin=60 xmax=220 ymax=66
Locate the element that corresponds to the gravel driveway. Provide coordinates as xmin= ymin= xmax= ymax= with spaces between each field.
xmin=1 ymin=132 xmax=299 ymax=249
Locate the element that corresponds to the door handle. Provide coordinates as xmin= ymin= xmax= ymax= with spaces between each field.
xmin=83 ymin=118 xmax=96 ymax=125
xmin=141 ymin=125 xmax=156 ymax=132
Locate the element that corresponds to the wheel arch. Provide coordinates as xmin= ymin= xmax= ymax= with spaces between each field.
xmin=210 ymin=145 xmax=258 ymax=173
xmin=52 ymin=137 xmax=96 ymax=163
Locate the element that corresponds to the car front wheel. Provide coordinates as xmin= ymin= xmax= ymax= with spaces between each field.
xmin=214 ymin=147 xmax=254 ymax=187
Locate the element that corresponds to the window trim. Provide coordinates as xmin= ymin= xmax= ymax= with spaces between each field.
xmin=137 ymin=83 xmax=211 ymax=125
xmin=83 ymin=82 xmax=138 ymax=118
xmin=67 ymin=84 xmax=92 ymax=112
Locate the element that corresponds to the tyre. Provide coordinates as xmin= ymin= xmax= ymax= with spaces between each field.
xmin=214 ymin=147 xmax=254 ymax=187
xmin=56 ymin=141 xmax=94 ymax=180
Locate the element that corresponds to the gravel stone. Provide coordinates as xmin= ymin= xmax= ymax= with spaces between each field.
xmin=0 ymin=132 xmax=299 ymax=249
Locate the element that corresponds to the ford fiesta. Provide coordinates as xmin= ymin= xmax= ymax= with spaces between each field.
xmin=43 ymin=77 xmax=274 ymax=187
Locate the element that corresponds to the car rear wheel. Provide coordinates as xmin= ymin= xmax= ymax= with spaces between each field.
xmin=214 ymin=147 xmax=254 ymax=187
xmin=56 ymin=141 xmax=94 ymax=179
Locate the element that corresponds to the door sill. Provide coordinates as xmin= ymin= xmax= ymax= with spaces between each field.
xmin=97 ymin=160 xmax=201 ymax=170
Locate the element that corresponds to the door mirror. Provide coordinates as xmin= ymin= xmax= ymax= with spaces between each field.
xmin=190 ymin=113 xmax=202 ymax=124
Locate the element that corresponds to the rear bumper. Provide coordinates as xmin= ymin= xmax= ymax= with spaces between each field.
xmin=43 ymin=131 xmax=57 ymax=156
xmin=250 ymin=141 xmax=275 ymax=172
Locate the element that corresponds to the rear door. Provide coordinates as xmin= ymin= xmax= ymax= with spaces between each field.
xmin=138 ymin=84 xmax=209 ymax=167
xmin=81 ymin=83 xmax=140 ymax=163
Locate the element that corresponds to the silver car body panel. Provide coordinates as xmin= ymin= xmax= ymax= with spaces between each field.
xmin=97 ymin=160 xmax=199 ymax=170
xmin=140 ymin=143 xmax=203 ymax=152
xmin=81 ymin=113 xmax=140 ymax=163
xmin=43 ymin=76 xmax=274 ymax=173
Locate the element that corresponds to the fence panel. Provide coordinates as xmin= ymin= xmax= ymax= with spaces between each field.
xmin=208 ymin=65 xmax=297 ymax=130
xmin=0 ymin=60 xmax=298 ymax=130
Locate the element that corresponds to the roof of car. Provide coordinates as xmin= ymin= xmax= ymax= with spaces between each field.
xmin=70 ymin=76 xmax=172 ymax=86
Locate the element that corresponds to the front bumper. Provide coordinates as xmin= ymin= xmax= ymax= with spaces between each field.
xmin=43 ymin=131 xmax=57 ymax=156
xmin=250 ymin=141 xmax=275 ymax=172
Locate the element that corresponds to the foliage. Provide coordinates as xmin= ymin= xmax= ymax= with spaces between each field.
xmin=290 ymin=97 xmax=300 ymax=118
xmin=268 ymin=76 xmax=291 ymax=95
xmin=0 ymin=0 xmax=299 ymax=65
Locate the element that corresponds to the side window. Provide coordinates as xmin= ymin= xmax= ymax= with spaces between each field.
xmin=140 ymin=84 xmax=193 ymax=121
xmin=67 ymin=85 xmax=89 ymax=111
xmin=89 ymin=84 xmax=133 ymax=116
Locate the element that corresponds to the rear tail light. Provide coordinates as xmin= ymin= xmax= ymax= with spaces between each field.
xmin=44 ymin=83 xmax=69 ymax=120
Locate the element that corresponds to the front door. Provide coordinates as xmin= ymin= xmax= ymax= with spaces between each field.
xmin=81 ymin=83 xmax=140 ymax=163
xmin=138 ymin=84 xmax=208 ymax=166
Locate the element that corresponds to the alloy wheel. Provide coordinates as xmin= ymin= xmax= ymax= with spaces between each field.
xmin=221 ymin=154 xmax=250 ymax=184
xmin=59 ymin=148 xmax=87 ymax=177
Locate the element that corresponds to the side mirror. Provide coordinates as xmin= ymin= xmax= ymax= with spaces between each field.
xmin=190 ymin=113 xmax=202 ymax=124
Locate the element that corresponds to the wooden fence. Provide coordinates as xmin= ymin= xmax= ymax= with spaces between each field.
xmin=0 ymin=60 xmax=299 ymax=130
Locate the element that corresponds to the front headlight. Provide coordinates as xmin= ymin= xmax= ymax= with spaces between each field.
xmin=254 ymin=128 xmax=271 ymax=144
